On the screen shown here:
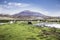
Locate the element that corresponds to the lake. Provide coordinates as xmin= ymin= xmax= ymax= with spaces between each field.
xmin=0 ymin=23 xmax=7 ymax=25
xmin=34 ymin=22 xmax=60 ymax=28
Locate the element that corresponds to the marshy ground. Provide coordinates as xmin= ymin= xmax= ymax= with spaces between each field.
xmin=0 ymin=21 xmax=60 ymax=40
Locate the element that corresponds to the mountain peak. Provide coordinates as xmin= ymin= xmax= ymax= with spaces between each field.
xmin=13 ymin=10 xmax=47 ymax=18
xmin=20 ymin=10 xmax=37 ymax=14
xmin=21 ymin=10 xmax=31 ymax=12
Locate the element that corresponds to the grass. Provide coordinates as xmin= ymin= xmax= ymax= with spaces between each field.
xmin=0 ymin=22 xmax=60 ymax=40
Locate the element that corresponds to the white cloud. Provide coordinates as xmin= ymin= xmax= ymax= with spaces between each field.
xmin=8 ymin=2 xmax=22 ymax=6
xmin=5 ymin=2 xmax=30 ymax=8
xmin=0 ymin=2 xmax=30 ymax=15
xmin=0 ymin=2 xmax=30 ymax=9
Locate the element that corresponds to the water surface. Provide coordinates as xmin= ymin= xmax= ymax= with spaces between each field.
xmin=34 ymin=22 xmax=60 ymax=28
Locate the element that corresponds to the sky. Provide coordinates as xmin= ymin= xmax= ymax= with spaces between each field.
xmin=0 ymin=0 xmax=60 ymax=16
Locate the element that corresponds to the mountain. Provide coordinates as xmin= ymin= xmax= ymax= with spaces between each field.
xmin=13 ymin=10 xmax=49 ymax=19
xmin=14 ymin=10 xmax=45 ymax=17
xmin=0 ymin=14 xmax=12 ymax=17
xmin=0 ymin=14 xmax=15 ymax=20
xmin=0 ymin=10 xmax=60 ymax=20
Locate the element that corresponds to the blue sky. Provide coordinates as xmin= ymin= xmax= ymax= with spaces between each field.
xmin=0 ymin=0 xmax=60 ymax=16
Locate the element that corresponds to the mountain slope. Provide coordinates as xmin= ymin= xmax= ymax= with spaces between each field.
xmin=13 ymin=10 xmax=47 ymax=17
xmin=13 ymin=10 xmax=50 ymax=20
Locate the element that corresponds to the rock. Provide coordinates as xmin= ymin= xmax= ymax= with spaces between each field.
xmin=28 ymin=21 xmax=32 ymax=24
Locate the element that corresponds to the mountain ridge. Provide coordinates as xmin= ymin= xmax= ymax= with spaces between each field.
xmin=0 ymin=10 xmax=60 ymax=20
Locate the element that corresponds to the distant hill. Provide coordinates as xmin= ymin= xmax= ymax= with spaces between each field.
xmin=13 ymin=10 xmax=46 ymax=17
xmin=0 ymin=14 xmax=11 ymax=17
xmin=13 ymin=10 xmax=49 ymax=20
xmin=0 ymin=10 xmax=60 ymax=20
xmin=0 ymin=14 xmax=14 ymax=20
